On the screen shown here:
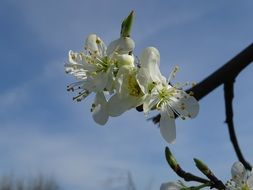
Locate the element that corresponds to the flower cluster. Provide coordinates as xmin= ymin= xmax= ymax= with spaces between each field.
xmin=64 ymin=12 xmax=199 ymax=143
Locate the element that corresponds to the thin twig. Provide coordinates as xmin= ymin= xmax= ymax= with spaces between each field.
xmin=224 ymin=82 xmax=252 ymax=170
xmin=165 ymin=147 xmax=210 ymax=184
xmin=165 ymin=147 xmax=226 ymax=189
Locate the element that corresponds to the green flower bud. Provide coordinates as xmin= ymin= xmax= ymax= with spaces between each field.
xmin=194 ymin=158 xmax=209 ymax=175
xmin=165 ymin=147 xmax=178 ymax=169
xmin=121 ymin=11 xmax=135 ymax=37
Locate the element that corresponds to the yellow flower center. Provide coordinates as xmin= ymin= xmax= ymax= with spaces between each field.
xmin=242 ymin=184 xmax=250 ymax=190
xmin=156 ymin=86 xmax=176 ymax=108
xmin=127 ymin=74 xmax=142 ymax=97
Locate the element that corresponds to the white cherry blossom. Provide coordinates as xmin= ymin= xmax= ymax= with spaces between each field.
xmin=65 ymin=34 xmax=135 ymax=99
xmin=65 ymin=34 xmax=135 ymax=125
xmin=136 ymin=47 xmax=199 ymax=143
xmin=226 ymin=162 xmax=253 ymax=190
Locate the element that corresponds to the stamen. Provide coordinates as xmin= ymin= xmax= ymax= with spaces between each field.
xmin=174 ymin=81 xmax=191 ymax=90
xmin=90 ymin=103 xmax=96 ymax=112
xmin=95 ymin=56 xmax=108 ymax=67
xmin=67 ymin=81 xmax=85 ymax=91
xmin=67 ymin=87 xmax=74 ymax=92
xmin=167 ymin=65 xmax=179 ymax=83
xmin=96 ymin=39 xmax=101 ymax=44
xmin=192 ymin=82 xmax=196 ymax=87
xmin=189 ymin=91 xmax=194 ymax=96
xmin=72 ymin=90 xmax=89 ymax=102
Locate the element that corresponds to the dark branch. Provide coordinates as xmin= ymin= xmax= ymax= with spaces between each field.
xmin=165 ymin=147 xmax=226 ymax=189
xmin=224 ymin=82 xmax=252 ymax=170
xmin=149 ymin=43 xmax=253 ymax=124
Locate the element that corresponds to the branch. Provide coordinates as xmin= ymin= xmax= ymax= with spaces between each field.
xmin=165 ymin=147 xmax=226 ymax=189
xmin=224 ymin=82 xmax=252 ymax=170
xmin=165 ymin=147 xmax=210 ymax=184
xmin=149 ymin=43 xmax=253 ymax=123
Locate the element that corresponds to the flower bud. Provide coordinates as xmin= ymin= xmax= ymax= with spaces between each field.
xmin=121 ymin=11 xmax=135 ymax=37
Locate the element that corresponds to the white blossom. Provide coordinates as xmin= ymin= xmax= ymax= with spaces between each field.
xmin=65 ymin=34 xmax=135 ymax=98
xmin=226 ymin=162 xmax=253 ymax=190
xmin=136 ymin=47 xmax=199 ymax=143
xmin=65 ymin=34 xmax=135 ymax=125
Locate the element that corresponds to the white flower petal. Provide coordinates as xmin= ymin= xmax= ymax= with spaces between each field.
xmin=170 ymin=90 xmax=199 ymax=118
xmin=104 ymin=66 xmax=115 ymax=93
xmin=231 ymin=162 xmax=246 ymax=181
xmin=92 ymin=72 xmax=109 ymax=92
xmin=114 ymin=65 xmax=131 ymax=95
xmin=67 ymin=51 xmax=96 ymax=71
xmin=107 ymin=37 xmax=135 ymax=56
xmin=85 ymin=34 xmax=106 ymax=57
xmin=143 ymin=95 xmax=152 ymax=114
xmin=136 ymin=68 xmax=153 ymax=93
xmin=108 ymin=94 xmax=141 ymax=117
xmin=140 ymin=47 xmax=160 ymax=67
xmin=160 ymin=182 xmax=182 ymax=190
xmin=247 ymin=174 xmax=253 ymax=188
xmin=143 ymin=94 xmax=159 ymax=115
xmin=115 ymin=54 xmax=134 ymax=67
xmin=160 ymin=105 xmax=176 ymax=143
xmin=91 ymin=92 xmax=109 ymax=125
xmin=65 ymin=51 xmax=88 ymax=76
xmin=107 ymin=94 xmax=131 ymax=117
xmin=140 ymin=47 xmax=166 ymax=83
xmin=68 ymin=50 xmax=82 ymax=64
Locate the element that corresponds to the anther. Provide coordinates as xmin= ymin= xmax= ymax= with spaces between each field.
xmin=96 ymin=39 xmax=101 ymax=44
xmin=189 ymin=91 xmax=194 ymax=96
xmin=67 ymin=87 xmax=74 ymax=92
xmin=71 ymin=54 xmax=76 ymax=60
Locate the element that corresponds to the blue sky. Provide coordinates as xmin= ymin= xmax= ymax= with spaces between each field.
xmin=1 ymin=0 xmax=253 ymax=189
